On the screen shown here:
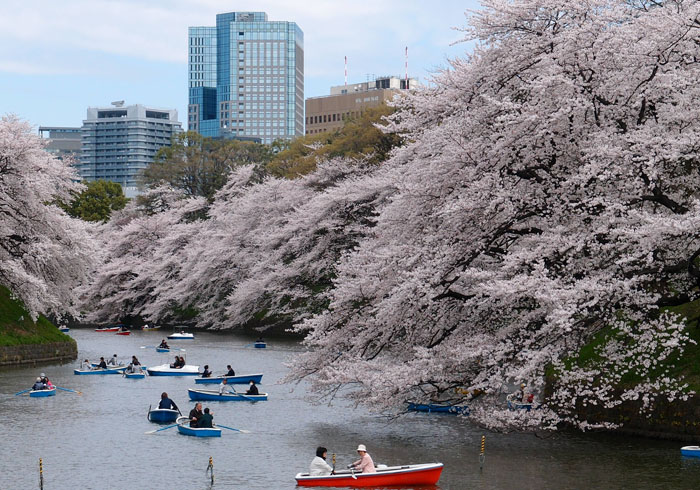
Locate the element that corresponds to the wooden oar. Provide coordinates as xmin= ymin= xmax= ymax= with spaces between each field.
xmin=14 ymin=388 xmax=31 ymax=396
xmin=216 ymin=424 xmax=250 ymax=434
xmin=145 ymin=423 xmax=179 ymax=434
xmin=55 ymin=386 xmax=82 ymax=395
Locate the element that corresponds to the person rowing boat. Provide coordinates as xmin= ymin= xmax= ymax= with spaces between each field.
xmin=349 ymin=444 xmax=376 ymax=473
xmin=218 ymin=378 xmax=233 ymax=395
xmin=158 ymin=392 xmax=180 ymax=412
xmin=188 ymin=402 xmax=203 ymax=427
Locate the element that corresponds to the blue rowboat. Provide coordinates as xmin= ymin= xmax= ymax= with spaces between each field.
xmin=507 ymin=393 xmax=534 ymax=411
xmin=124 ymin=371 xmax=146 ymax=379
xmin=194 ymin=373 xmax=263 ymax=385
xmin=407 ymin=402 xmax=469 ymax=415
xmin=681 ymin=446 xmax=700 ymax=458
xmin=187 ymin=388 xmax=267 ymax=402
xmin=148 ymin=407 xmax=180 ymax=423
xmin=155 ymin=347 xmax=170 ymax=353
xmin=58 ymin=327 xmax=70 ymax=332
xmin=176 ymin=416 xmax=221 ymax=437
xmin=146 ymin=364 xmax=200 ymax=376
xmin=253 ymin=341 xmax=266 ymax=349
xmin=29 ymin=388 xmax=56 ymax=398
xmin=74 ymin=366 xmax=127 ymax=375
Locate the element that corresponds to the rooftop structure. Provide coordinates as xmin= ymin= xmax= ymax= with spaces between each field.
xmin=38 ymin=126 xmax=82 ymax=161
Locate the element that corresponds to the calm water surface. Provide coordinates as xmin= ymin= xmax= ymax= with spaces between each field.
xmin=1 ymin=329 xmax=699 ymax=489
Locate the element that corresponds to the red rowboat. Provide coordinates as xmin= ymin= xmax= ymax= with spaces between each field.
xmin=115 ymin=331 xmax=131 ymax=335
xmin=95 ymin=327 xmax=120 ymax=332
xmin=295 ymin=462 xmax=443 ymax=487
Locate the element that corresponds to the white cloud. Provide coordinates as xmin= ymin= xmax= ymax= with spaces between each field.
xmin=0 ymin=0 xmax=477 ymax=81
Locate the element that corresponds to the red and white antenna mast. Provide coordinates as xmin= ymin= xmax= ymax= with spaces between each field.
xmin=405 ymin=46 xmax=408 ymax=89
xmin=344 ymin=55 xmax=348 ymax=87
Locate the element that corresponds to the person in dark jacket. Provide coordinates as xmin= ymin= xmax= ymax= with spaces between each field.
xmin=97 ymin=357 xmax=108 ymax=369
xmin=32 ymin=377 xmax=46 ymax=390
xmin=225 ymin=365 xmax=235 ymax=376
xmin=201 ymin=365 xmax=212 ymax=378
xmin=246 ymin=380 xmax=259 ymax=396
xmin=131 ymin=356 xmax=141 ymax=366
xmin=198 ymin=407 xmax=213 ymax=428
xmin=188 ymin=403 xmax=203 ymax=427
xmin=159 ymin=339 xmax=169 ymax=349
xmin=158 ymin=392 xmax=179 ymax=412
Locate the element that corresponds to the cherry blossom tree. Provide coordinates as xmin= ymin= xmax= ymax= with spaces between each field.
xmin=221 ymin=159 xmax=396 ymax=328
xmin=287 ymin=0 xmax=700 ymax=429
xmin=84 ymin=157 xmax=395 ymax=331
xmin=0 ymin=116 xmax=95 ymax=318
xmin=81 ymin=186 xmax=208 ymax=324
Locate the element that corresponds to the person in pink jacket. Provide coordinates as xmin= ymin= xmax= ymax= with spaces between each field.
xmin=350 ymin=444 xmax=376 ymax=473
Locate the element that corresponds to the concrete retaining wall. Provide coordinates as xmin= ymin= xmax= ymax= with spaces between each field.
xmin=0 ymin=341 xmax=77 ymax=366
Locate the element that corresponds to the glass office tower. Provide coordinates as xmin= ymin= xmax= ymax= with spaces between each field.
xmin=188 ymin=12 xmax=304 ymax=143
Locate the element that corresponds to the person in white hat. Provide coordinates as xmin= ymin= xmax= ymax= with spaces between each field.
xmin=349 ymin=444 xmax=376 ymax=473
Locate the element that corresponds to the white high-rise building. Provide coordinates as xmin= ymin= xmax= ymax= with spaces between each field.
xmin=79 ymin=102 xmax=182 ymax=198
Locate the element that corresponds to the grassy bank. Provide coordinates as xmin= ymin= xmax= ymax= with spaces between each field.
xmin=552 ymin=300 xmax=700 ymax=393
xmin=0 ymin=285 xmax=73 ymax=346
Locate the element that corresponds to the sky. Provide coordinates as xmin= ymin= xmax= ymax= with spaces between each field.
xmin=0 ymin=0 xmax=481 ymax=129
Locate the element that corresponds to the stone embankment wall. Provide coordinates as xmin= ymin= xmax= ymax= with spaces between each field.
xmin=574 ymin=396 xmax=700 ymax=441
xmin=0 ymin=341 xmax=77 ymax=366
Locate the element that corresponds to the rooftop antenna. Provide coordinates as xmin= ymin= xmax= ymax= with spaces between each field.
xmin=344 ymin=56 xmax=347 ymax=87
xmin=405 ymin=46 xmax=408 ymax=89
xmin=111 ymin=100 xmax=125 ymax=107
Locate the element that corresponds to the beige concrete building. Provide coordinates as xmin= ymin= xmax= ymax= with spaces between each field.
xmin=305 ymin=76 xmax=418 ymax=135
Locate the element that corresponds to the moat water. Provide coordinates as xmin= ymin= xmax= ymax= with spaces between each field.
xmin=1 ymin=329 xmax=699 ymax=489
